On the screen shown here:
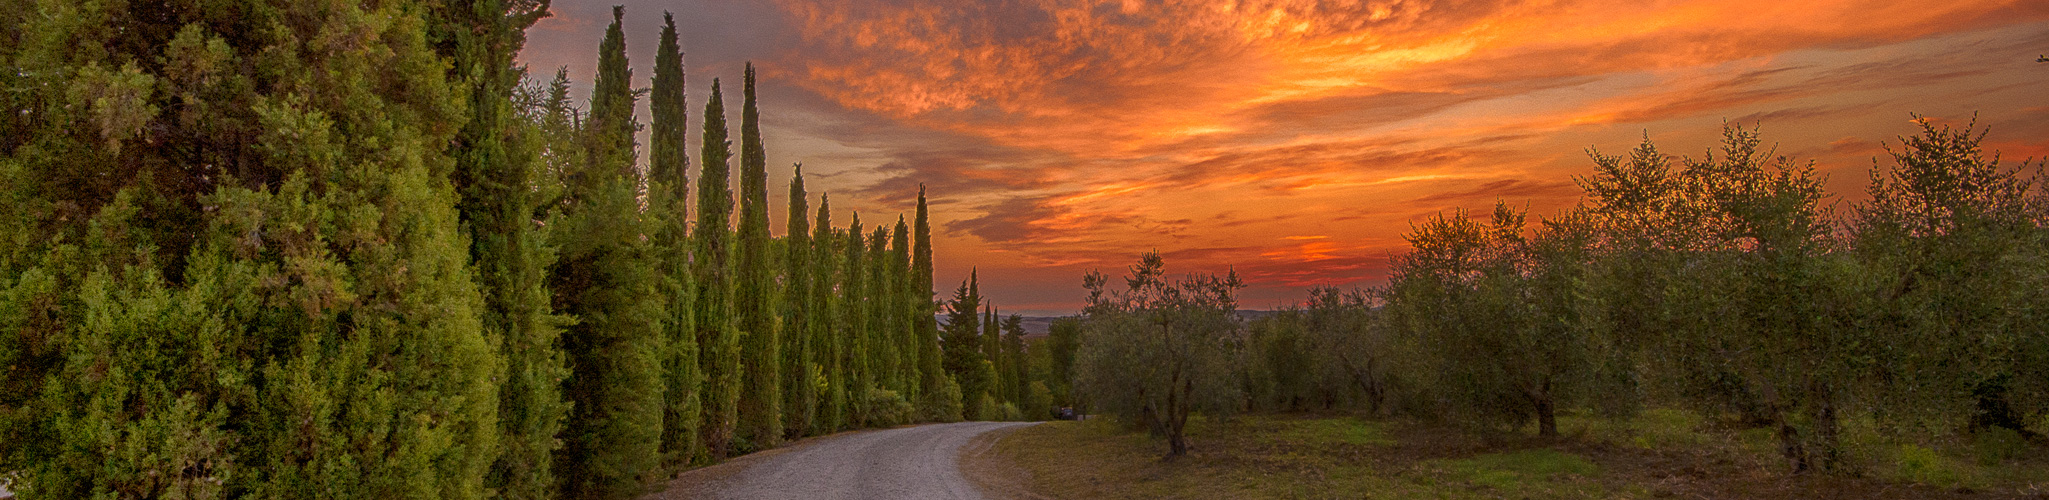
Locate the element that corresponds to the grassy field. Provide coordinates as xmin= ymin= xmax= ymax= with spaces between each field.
xmin=969 ymin=411 xmax=2049 ymax=499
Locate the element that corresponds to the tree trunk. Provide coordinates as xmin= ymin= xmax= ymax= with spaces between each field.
xmin=1166 ymin=376 xmax=1191 ymax=460
xmin=1808 ymin=384 xmax=1840 ymax=473
xmin=1777 ymin=419 xmax=1809 ymax=473
xmin=1761 ymin=384 xmax=1811 ymax=473
xmin=1534 ymin=378 xmax=1557 ymax=438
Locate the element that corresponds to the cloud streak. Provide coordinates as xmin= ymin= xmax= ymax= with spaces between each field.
xmin=520 ymin=1 xmax=2049 ymax=314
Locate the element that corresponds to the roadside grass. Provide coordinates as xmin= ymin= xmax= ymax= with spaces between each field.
xmin=986 ymin=410 xmax=2049 ymax=499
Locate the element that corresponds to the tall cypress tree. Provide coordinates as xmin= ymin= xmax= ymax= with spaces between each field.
xmin=552 ymin=8 xmax=666 ymax=499
xmin=942 ymin=271 xmax=988 ymax=420
xmin=649 ymin=13 xmax=689 ymax=192
xmin=813 ymin=196 xmax=844 ymax=431
xmin=913 ymin=185 xmax=947 ymax=418
xmin=433 ymin=0 xmax=563 ymax=495
xmin=868 ymin=225 xmax=897 ymax=395
xmin=891 ymin=216 xmax=918 ymax=401
xmin=842 ymin=217 xmax=871 ymax=422
xmin=735 ymin=63 xmax=783 ymax=448
xmin=782 ymin=164 xmax=815 ymax=438
xmin=694 ymin=79 xmax=741 ymax=458
xmin=649 ymin=11 xmax=701 ymax=464
xmin=984 ymin=302 xmax=1004 ymax=412
xmin=1004 ymin=313 xmax=1029 ymax=405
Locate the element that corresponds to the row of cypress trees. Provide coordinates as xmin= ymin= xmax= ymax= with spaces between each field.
xmin=0 ymin=2 xmax=983 ymax=499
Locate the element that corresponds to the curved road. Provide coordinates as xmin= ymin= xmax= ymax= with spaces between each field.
xmin=651 ymin=421 xmax=1037 ymax=500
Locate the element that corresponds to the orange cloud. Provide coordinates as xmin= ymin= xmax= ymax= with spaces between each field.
xmin=519 ymin=0 xmax=2049 ymax=313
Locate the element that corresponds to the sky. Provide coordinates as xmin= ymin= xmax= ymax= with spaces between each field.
xmin=517 ymin=0 xmax=2049 ymax=315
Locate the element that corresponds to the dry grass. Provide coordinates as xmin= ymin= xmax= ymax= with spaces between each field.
xmin=981 ymin=411 xmax=2049 ymax=499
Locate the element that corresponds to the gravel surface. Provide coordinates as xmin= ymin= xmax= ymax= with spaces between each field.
xmin=651 ymin=421 xmax=1039 ymax=500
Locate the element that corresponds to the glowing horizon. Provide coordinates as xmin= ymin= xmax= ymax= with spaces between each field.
xmin=520 ymin=0 xmax=2049 ymax=315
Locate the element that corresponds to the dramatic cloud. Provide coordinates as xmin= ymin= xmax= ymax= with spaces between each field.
xmin=522 ymin=1 xmax=2049 ymax=314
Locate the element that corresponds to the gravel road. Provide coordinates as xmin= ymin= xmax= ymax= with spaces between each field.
xmin=650 ymin=421 xmax=1039 ymax=500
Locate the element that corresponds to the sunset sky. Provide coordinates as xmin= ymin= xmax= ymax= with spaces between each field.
xmin=518 ymin=0 xmax=2049 ymax=315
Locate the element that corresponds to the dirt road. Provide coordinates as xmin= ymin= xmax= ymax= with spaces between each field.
xmin=649 ymin=421 xmax=1039 ymax=500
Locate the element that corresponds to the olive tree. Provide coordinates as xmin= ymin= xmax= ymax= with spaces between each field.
xmin=1383 ymin=203 xmax=1604 ymax=437
xmin=1075 ymin=252 xmax=1245 ymax=459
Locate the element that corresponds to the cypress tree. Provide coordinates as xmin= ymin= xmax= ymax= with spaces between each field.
xmin=553 ymin=8 xmax=667 ymax=499
xmin=783 ymin=164 xmax=815 ymax=438
xmin=649 ymin=11 xmax=702 ymax=464
xmin=913 ymin=185 xmax=947 ymax=417
xmin=813 ymin=196 xmax=844 ymax=431
xmin=942 ymin=271 xmax=988 ymax=420
xmin=431 ymin=0 xmax=564 ymax=495
xmin=649 ymin=13 xmax=689 ymax=192
xmin=2 ymin=2 xmax=503 ymax=496
xmin=843 ymin=217 xmax=871 ymax=422
xmin=578 ymin=6 xmax=637 ymax=181
xmin=694 ymin=79 xmax=741 ymax=458
xmin=735 ymin=63 xmax=783 ymax=448
xmin=868 ymin=226 xmax=897 ymax=395
xmin=891 ymin=216 xmax=918 ymax=401
xmin=1004 ymin=314 xmax=1029 ymax=405
xmin=984 ymin=303 xmax=1004 ymax=408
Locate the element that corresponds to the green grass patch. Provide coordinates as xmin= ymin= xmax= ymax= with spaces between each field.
xmin=987 ymin=410 xmax=2049 ymax=499
xmin=1431 ymin=449 xmax=1600 ymax=491
xmin=1891 ymin=444 xmax=1964 ymax=488
xmin=1254 ymin=415 xmax=1391 ymax=447
xmin=1970 ymin=427 xmax=2027 ymax=465
xmin=1627 ymin=409 xmax=1711 ymax=450
xmin=1560 ymin=407 xmax=1712 ymax=451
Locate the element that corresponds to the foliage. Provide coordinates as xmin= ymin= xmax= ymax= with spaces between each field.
xmin=0 ymin=2 xmax=973 ymax=496
xmin=862 ymin=388 xmax=916 ymax=428
xmin=549 ymin=8 xmax=667 ymax=498
xmin=1243 ymin=287 xmax=1393 ymax=414
xmin=1075 ymin=252 xmax=1245 ymax=458
xmin=1046 ymin=316 xmax=1083 ymax=407
xmin=912 ymin=186 xmax=949 ymax=419
xmin=866 ymin=226 xmax=894 ymax=398
xmin=1854 ymin=117 xmax=2045 ymax=436
xmin=437 ymin=0 xmax=566 ymax=495
xmin=1382 ymin=201 xmax=1608 ymax=437
xmin=890 ymin=217 xmax=917 ymax=400
xmin=1003 ymin=313 xmax=1029 ymax=406
xmin=734 ymin=63 xmax=783 ymax=449
xmin=783 ymin=164 xmax=815 ymax=438
xmin=925 ymin=375 xmax=967 ymax=423
xmin=1158 ymin=119 xmax=2049 ymax=479
xmin=841 ymin=217 xmax=872 ymax=423
xmin=1026 ymin=381 xmax=1055 ymax=421
xmin=813 ymin=197 xmax=846 ymax=431
xmin=3 ymin=1 xmax=502 ymax=497
xmin=648 ymin=11 xmax=702 ymax=468
xmin=693 ymin=77 xmax=742 ymax=458
xmin=941 ymin=271 xmax=989 ymax=418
